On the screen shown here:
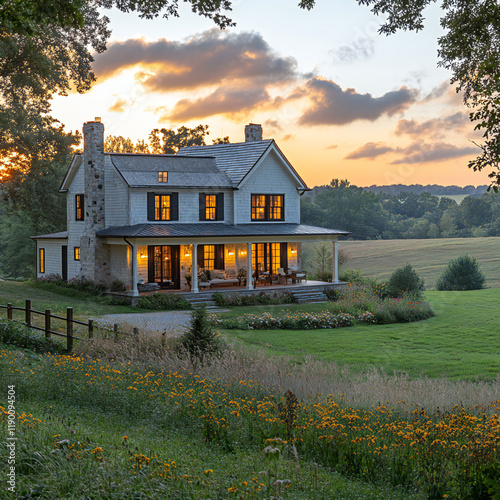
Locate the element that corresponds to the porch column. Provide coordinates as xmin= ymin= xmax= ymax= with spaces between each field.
xmin=332 ymin=240 xmax=339 ymax=284
xmin=192 ymin=243 xmax=199 ymax=293
xmin=131 ymin=242 xmax=139 ymax=296
xmin=247 ymin=242 xmax=253 ymax=290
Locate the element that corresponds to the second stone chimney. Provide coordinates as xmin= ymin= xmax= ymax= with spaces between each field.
xmin=245 ymin=123 xmax=263 ymax=142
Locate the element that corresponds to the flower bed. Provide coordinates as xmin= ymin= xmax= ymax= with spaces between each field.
xmin=213 ymin=311 xmax=354 ymax=330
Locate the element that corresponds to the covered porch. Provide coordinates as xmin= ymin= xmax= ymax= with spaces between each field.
xmin=96 ymin=223 xmax=349 ymax=297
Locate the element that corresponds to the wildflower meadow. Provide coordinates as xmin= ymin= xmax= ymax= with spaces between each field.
xmin=1 ymin=348 xmax=499 ymax=499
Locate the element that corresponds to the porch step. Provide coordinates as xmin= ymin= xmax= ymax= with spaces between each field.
xmin=290 ymin=289 xmax=328 ymax=304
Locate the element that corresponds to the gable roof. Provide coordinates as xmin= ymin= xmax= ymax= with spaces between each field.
xmin=178 ymin=140 xmax=309 ymax=190
xmin=108 ymin=154 xmax=233 ymax=189
xmin=60 ymin=153 xmax=233 ymax=192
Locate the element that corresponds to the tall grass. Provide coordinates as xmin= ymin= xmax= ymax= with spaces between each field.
xmin=73 ymin=326 xmax=500 ymax=412
xmin=1 ymin=347 xmax=498 ymax=498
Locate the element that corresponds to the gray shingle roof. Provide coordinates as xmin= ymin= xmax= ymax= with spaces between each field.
xmin=30 ymin=231 xmax=68 ymax=240
xmin=108 ymin=154 xmax=233 ymax=189
xmin=96 ymin=223 xmax=349 ymax=239
xmin=177 ymin=140 xmax=274 ymax=186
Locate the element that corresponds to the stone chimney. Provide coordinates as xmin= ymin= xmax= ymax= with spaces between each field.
xmin=80 ymin=119 xmax=109 ymax=283
xmin=245 ymin=123 xmax=263 ymax=142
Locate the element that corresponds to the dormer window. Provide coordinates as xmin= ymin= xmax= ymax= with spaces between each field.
xmin=251 ymin=194 xmax=284 ymax=221
xmin=158 ymin=171 xmax=168 ymax=182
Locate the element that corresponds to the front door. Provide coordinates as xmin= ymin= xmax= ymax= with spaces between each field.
xmin=147 ymin=245 xmax=180 ymax=288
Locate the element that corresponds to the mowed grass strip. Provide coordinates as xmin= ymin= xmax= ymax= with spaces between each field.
xmin=338 ymin=236 xmax=500 ymax=289
xmin=218 ymin=289 xmax=500 ymax=381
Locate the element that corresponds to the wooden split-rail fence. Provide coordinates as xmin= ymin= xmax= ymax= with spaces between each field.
xmin=0 ymin=299 xmax=139 ymax=353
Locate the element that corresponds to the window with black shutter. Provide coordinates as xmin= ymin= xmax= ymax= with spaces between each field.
xmin=199 ymin=193 xmax=224 ymax=221
xmin=147 ymin=192 xmax=179 ymax=221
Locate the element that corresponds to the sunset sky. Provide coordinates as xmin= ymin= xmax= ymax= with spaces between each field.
xmin=50 ymin=0 xmax=491 ymax=188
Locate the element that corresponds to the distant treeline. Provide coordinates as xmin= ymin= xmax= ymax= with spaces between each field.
xmin=301 ymin=179 xmax=500 ymax=240
xmin=362 ymin=184 xmax=488 ymax=196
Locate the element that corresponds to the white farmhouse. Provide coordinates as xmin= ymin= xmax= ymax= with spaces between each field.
xmin=32 ymin=120 xmax=348 ymax=296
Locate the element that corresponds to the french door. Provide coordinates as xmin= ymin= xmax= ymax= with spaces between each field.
xmin=148 ymin=245 xmax=180 ymax=288
xmin=252 ymin=243 xmax=288 ymax=274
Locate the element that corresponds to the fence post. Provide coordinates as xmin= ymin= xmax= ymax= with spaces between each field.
xmin=67 ymin=307 xmax=73 ymax=353
xmin=113 ymin=323 xmax=119 ymax=343
xmin=88 ymin=319 xmax=93 ymax=339
xmin=25 ymin=299 xmax=32 ymax=327
xmin=7 ymin=303 xmax=12 ymax=320
xmin=45 ymin=310 xmax=51 ymax=338
xmin=133 ymin=327 xmax=139 ymax=344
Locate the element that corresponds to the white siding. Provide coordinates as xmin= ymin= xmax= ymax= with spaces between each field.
xmin=66 ymin=163 xmax=85 ymax=279
xmin=235 ymin=150 xmax=300 ymax=224
xmin=109 ymin=245 xmax=131 ymax=289
xmin=104 ymin=156 xmax=129 ymax=227
xmin=129 ymin=189 xmax=233 ymax=225
xmin=36 ymin=240 xmax=67 ymax=278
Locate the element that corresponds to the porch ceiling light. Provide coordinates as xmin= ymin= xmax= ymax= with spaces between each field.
xmin=140 ymin=252 xmax=147 ymax=259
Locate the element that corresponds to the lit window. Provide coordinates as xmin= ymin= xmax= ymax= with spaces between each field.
xmin=206 ymin=195 xmax=217 ymax=220
xmin=154 ymin=195 xmax=171 ymax=221
xmin=251 ymin=195 xmax=266 ymax=220
xmin=39 ymin=248 xmax=45 ymax=274
xmin=74 ymin=247 xmax=80 ymax=261
xmin=269 ymin=195 xmax=283 ymax=220
xmin=158 ymin=171 xmax=168 ymax=182
xmin=204 ymin=245 xmax=215 ymax=270
xmin=75 ymin=194 xmax=84 ymax=221
xmin=251 ymin=194 xmax=284 ymax=221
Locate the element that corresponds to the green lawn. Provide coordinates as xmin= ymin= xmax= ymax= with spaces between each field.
xmin=338 ymin=237 xmax=500 ymax=289
xmin=0 ymin=280 xmax=139 ymax=319
xmin=218 ymin=289 xmax=500 ymax=381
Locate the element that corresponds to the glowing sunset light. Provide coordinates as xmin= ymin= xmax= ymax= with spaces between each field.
xmin=47 ymin=1 xmax=491 ymax=188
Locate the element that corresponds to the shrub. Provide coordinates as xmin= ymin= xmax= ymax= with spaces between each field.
xmin=0 ymin=320 xmax=65 ymax=353
xmin=339 ymin=269 xmax=376 ymax=287
xmin=33 ymin=275 xmax=106 ymax=296
xmin=137 ymin=293 xmax=192 ymax=310
xmin=109 ymin=279 xmax=127 ymax=292
xmin=372 ymin=296 xmax=434 ymax=324
xmin=436 ymin=254 xmax=486 ymax=291
xmin=387 ymin=264 xmax=425 ymax=298
xmin=177 ymin=305 xmax=225 ymax=362
xmin=213 ymin=291 xmax=296 ymax=307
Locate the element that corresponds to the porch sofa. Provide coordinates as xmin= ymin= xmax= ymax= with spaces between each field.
xmin=207 ymin=269 xmax=240 ymax=288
